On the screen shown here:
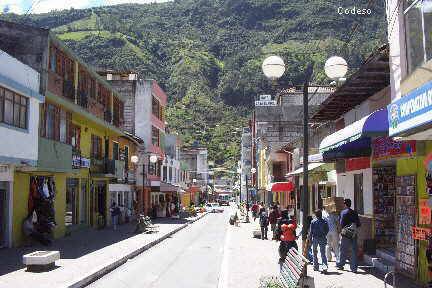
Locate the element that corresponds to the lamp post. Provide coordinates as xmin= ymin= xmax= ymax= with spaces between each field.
xmin=192 ymin=178 xmax=197 ymax=206
xmin=237 ymin=168 xmax=242 ymax=203
xmin=262 ymin=55 xmax=347 ymax=242
xmin=131 ymin=154 xmax=158 ymax=216
xmin=250 ymin=167 xmax=256 ymax=204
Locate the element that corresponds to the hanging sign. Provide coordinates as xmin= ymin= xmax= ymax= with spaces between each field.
xmin=420 ymin=199 xmax=432 ymax=225
xmin=412 ymin=226 xmax=431 ymax=240
xmin=372 ymin=137 xmax=416 ymax=160
xmin=388 ymin=80 xmax=432 ymax=136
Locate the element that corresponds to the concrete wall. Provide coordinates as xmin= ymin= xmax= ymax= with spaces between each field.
xmin=0 ymin=50 xmax=42 ymax=165
xmin=336 ymin=168 xmax=373 ymax=215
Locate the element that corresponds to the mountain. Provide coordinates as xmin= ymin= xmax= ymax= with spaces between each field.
xmin=1 ymin=0 xmax=387 ymax=169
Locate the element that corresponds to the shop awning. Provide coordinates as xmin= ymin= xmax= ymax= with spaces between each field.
xmin=319 ymin=108 xmax=388 ymax=159
xmin=270 ymin=182 xmax=294 ymax=192
xmin=286 ymin=163 xmax=326 ymax=176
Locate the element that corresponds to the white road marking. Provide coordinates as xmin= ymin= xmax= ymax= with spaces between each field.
xmin=217 ymin=218 xmax=232 ymax=288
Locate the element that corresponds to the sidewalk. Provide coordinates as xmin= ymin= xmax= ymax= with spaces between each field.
xmin=0 ymin=213 xmax=207 ymax=288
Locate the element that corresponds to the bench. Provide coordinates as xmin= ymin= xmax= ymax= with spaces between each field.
xmin=23 ymin=250 xmax=60 ymax=272
xmin=279 ymin=248 xmax=308 ymax=288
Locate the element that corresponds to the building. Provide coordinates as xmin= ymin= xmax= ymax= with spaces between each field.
xmin=240 ymin=127 xmax=252 ymax=202
xmin=180 ymin=147 xmax=209 ymax=205
xmin=0 ymin=50 xmax=44 ymax=248
xmin=385 ymin=1 xmax=432 ymax=284
xmin=100 ymin=71 xmax=167 ymax=216
xmin=0 ymin=20 xmax=126 ymax=246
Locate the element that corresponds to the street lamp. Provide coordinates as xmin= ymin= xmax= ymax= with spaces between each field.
xmin=237 ymin=168 xmax=242 ymax=203
xmin=131 ymin=154 xmax=158 ymax=215
xmin=192 ymin=178 xmax=197 ymax=206
xmin=262 ymin=55 xmax=347 ymax=242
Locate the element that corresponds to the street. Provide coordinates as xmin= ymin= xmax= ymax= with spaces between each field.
xmin=88 ymin=207 xmax=229 ymax=288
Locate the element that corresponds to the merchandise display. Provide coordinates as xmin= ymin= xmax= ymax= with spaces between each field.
xmin=373 ymin=166 xmax=396 ymax=247
xmin=396 ymin=175 xmax=417 ymax=277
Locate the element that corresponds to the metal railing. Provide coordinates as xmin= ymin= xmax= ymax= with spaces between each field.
xmin=384 ymin=271 xmax=395 ymax=288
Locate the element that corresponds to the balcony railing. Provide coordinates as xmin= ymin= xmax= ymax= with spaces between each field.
xmin=77 ymin=91 xmax=88 ymax=109
xmin=90 ymin=158 xmax=125 ymax=179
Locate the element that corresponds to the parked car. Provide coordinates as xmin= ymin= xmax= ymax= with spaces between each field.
xmin=206 ymin=203 xmax=224 ymax=213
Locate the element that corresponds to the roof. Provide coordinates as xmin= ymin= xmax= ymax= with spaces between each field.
xmin=311 ymin=44 xmax=389 ymax=121
xmin=122 ymin=131 xmax=144 ymax=145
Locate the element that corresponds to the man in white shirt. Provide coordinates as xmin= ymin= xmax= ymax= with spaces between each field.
xmin=322 ymin=208 xmax=340 ymax=262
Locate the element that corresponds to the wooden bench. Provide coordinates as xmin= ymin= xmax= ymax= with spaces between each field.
xmin=23 ymin=250 xmax=60 ymax=272
xmin=279 ymin=248 xmax=308 ymax=288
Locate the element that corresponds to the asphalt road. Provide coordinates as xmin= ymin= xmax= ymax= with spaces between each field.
xmin=87 ymin=206 xmax=232 ymax=288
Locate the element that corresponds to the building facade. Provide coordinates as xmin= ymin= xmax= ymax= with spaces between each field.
xmin=0 ymin=20 xmax=126 ymax=246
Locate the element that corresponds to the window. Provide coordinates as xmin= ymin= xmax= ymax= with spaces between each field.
xmin=152 ymin=126 xmax=160 ymax=146
xmin=0 ymin=86 xmax=28 ymax=129
xmin=91 ymin=135 xmax=102 ymax=159
xmin=113 ymin=97 xmax=123 ymax=127
xmin=404 ymin=0 xmax=432 ymax=72
xmin=354 ymin=173 xmax=364 ymax=215
xmin=163 ymin=166 xmax=167 ymax=182
xmin=124 ymin=146 xmax=129 ymax=171
xmin=112 ymin=142 xmax=119 ymax=160
xmin=41 ymin=103 xmax=71 ymax=143
xmin=70 ymin=124 xmax=81 ymax=149
xmin=152 ymin=96 xmax=160 ymax=119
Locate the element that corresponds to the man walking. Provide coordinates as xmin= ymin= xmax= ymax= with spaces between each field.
xmin=269 ymin=205 xmax=280 ymax=240
xmin=322 ymin=208 xmax=340 ymax=262
xmin=309 ymin=209 xmax=329 ymax=273
xmin=336 ymin=199 xmax=361 ymax=273
xmin=110 ymin=202 xmax=121 ymax=231
xmin=259 ymin=207 xmax=269 ymax=240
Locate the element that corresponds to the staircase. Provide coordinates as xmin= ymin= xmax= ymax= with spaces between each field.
xmin=364 ymin=248 xmax=395 ymax=274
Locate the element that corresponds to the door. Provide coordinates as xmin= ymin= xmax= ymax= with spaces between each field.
xmin=0 ymin=182 xmax=8 ymax=247
xmin=66 ymin=178 xmax=79 ymax=227
xmin=79 ymin=180 xmax=88 ymax=225
xmin=354 ymin=173 xmax=364 ymax=214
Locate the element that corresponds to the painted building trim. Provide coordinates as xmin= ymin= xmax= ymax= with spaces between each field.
xmin=0 ymin=156 xmax=37 ymax=167
xmin=0 ymin=73 xmax=44 ymax=102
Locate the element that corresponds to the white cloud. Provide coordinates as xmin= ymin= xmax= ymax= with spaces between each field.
xmin=104 ymin=0 xmax=172 ymax=6
xmin=0 ymin=0 xmax=24 ymax=14
xmin=30 ymin=0 xmax=94 ymax=14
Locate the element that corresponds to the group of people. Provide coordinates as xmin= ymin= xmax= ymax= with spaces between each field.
xmin=251 ymin=198 xmax=361 ymax=274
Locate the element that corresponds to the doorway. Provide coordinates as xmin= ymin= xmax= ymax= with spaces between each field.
xmin=0 ymin=182 xmax=8 ymax=248
xmin=66 ymin=178 xmax=79 ymax=227
xmin=354 ymin=173 xmax=364 ymax=214
xmin=79 ymin=179 xmax=88 ymax=225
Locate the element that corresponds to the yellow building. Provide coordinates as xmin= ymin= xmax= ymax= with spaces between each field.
xmin=0 ymin=21 xmax=128 ymax=246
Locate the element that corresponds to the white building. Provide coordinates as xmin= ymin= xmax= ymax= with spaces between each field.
xmin=0 ymin=50 xmax=44 ymax=247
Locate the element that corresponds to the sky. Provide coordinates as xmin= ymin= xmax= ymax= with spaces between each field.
xmin=0 ymin=0 xmax=172 ymax=14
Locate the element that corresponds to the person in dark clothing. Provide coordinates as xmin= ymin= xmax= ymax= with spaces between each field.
xmin=259 ymin=208 xmax=269 ymax=240
xmin=336 ymin=198 xmax=361 ymax=272
xmin=276 ymin=209 xmax=298 ymax=262
xmin=269 ymin=205 xmax=280 ymax=240
xmin=310 ymin=209 xmax=329 ymax=272
xmin=304 ymin=216 xmax=314 ymax=262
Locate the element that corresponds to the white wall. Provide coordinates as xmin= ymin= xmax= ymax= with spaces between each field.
xmin=134 ymin=80 xmax=152 ymax=148
xmin=387 ymin=0 xmax=406 ymax=101
xmin=336 ymin=168 xmax=373 ymax=215
xmin=0 ymin=51 xmax=41 ymax=164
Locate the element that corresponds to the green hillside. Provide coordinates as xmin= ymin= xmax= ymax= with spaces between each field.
xmin=1 ymin=0 xmax=386 ymax=169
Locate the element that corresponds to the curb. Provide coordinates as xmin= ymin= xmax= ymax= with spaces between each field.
xmin=68 ymin=212 xmax=208 ymax=288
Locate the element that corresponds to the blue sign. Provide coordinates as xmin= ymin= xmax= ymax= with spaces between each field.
xmin=388 ymin=80 xmax=432 ymax=136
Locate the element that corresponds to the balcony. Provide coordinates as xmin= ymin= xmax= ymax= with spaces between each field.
xmin=77 ymin=90 xmax=88 ymax=109
xmin=90 ymin=158 xmax=125 ymax=179
xmin=104 ymin=110 xmax=113 ymax=124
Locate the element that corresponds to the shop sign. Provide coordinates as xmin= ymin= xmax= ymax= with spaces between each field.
xmin=420 ymin=199 xmax=432 ymax=225
xmin=388 ymin=80 xmax=432 ymax=136
xmin=372 ymin=137 xmax=416 ymax=160
xmin=345 ymin=157 xmax=370 ymax=172
xmin=412 ymin=226 xmax=431 ymax=240
xmin=72 ymin=155 xmax=91 ymax=169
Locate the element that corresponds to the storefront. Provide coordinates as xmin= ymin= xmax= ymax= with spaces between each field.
xmin=109 ymin=184 xmax=134 ymax=223
xmin=0 ymin=165 xmax=13 ymax=248
xmin=387 ymin=81 xmax=432 ymax=284
xmin=270 ymin=181 xmax=294 ymax=213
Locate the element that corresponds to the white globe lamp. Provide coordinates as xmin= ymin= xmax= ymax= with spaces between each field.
xmin=149 ymin=155 xmax=158 ymax=163
xmin=324 ymin=56 xmax=348 ymax=81
xmin=131 ymin=155 xmax=139 ymax=164
xmin=262 ymin=55 xmax=286 ymax=80
xmin=251 ymin=168 xmax=257 ymax=174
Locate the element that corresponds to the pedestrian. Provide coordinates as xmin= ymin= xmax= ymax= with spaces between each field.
xmin=303 ymin=215 xmax=314 ymax=262
xmin=276 ymin=209 xmax=298 ymax=262
xmin=336 ymin=198 xmax=361 ymax=273
xmin=322 ymin=208 xmax=340 ymax=262
xmin=259 ymin=207 xmax=269 ymax=240
xmin=309 ymin=209 xmax=329 ymax=273
xmin=269 ymin=205 xmax=279 ymax=240
xmin=251 ymin=202 xmax=259 ymax=221
xmin=110 ymin=202 xmax=120 ymax=230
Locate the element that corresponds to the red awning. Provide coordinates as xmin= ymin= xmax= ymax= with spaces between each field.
xmin=271 ymin=182 xmax=294 ymax=192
